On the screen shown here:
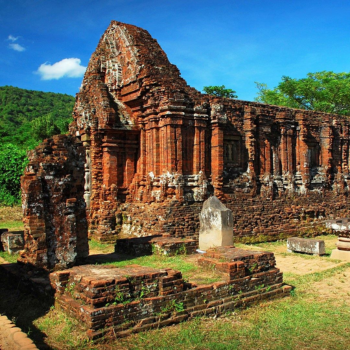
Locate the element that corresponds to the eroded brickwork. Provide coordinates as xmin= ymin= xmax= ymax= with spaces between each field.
xmin=19 ymin=135 xmax=88 ymax=270
xmin=21 ymin=21 xmax=350 ymax=268
xmin=50 ymin=248 xmax=290 ymax=339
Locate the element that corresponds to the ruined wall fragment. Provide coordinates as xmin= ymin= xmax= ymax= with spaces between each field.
xmin=19 ymin=135 xmax=88 ymax=270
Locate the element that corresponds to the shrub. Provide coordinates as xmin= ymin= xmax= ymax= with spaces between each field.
xmin=0 ymin=143 xmax=28 ymax=205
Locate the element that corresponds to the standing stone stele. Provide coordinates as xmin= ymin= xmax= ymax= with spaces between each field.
xmin=199 ymin=196 xmax=233 ymax=250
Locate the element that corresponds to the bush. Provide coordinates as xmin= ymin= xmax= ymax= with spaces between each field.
xmin=0 ymin=144 xmax=28 ymax=205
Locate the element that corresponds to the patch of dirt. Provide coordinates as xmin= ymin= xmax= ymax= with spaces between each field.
xmin=0 ymin=206 xmax=22 ymax=223
xmin=275 ymin=255 xmax=343 ymax=275
xmin=89 ymin=248 xmax=114 ymax=255
xmin=308 ymin=267 xmax=350 ymax=304
xmin=238 ymin=236 xmax=338 ymax=255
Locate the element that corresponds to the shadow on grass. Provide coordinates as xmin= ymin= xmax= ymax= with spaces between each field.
xmin=84 ymin=251 xmax=146 ymax=265
xmin=0 ymin=263 xmax=54 ymax=350
xmin=86 ymin=235 xmax=165 ymax=264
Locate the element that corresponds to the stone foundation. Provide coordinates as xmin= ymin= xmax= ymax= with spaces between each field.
xmin=198 ymin=246 xmax=276 ymax=280
xmin=50 ymin=247 xmax=291 ymax=339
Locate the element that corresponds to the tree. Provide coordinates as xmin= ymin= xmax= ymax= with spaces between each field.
xmin=255 ymin=71 xmax=350 ymax=115
xmin=31 ymin=114 xmax=61 ymax=141
xmin=0 ymin=144 xmax=28 ymax=205
xmin=203 ymin=85 xmax=237 ymax=99
xmin=0 ymin=86 xmax=74 ymax=147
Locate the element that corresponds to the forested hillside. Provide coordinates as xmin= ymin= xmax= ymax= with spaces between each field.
xmin=0 ymin=86 xmax=75 ymax=205
xmin=0 ymin=86 xmax=75 ymax=148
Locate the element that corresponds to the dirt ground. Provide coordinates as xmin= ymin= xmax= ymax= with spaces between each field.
xmin=275 ymin=255 xmax=343 ymax=275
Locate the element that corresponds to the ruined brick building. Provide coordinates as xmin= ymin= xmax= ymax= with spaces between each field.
xmin=20 ymin=21 xmax=350 ymax=269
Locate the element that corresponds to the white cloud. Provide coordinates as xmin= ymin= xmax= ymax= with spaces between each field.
xmin=8 ymin=35 xmax=19 ymax=42
xmin=36 ymin=58 xmax=86 ymax=80
xmin=9 ymin=43 xmax=25 ymax=52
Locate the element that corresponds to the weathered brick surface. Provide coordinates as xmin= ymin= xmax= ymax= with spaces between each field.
xmin=20 ymin=21 xmax=350 ymax=268
xmin=50 ymin=252 xmax=289 ymax=339
xmin=0 ymin=231 xmax=24 ymax=255
xmin=19 ymin=135 xmax=89 ymax=270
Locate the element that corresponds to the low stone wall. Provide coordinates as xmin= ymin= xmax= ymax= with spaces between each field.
xmin=50 ymin=248 xmax=291 ymax=339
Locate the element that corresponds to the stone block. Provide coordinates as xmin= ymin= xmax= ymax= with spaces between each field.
xmin=1 ymin=231 xmax=24 ymax=255
xmin=287 ymin=237 xmax=325 ymax=255
xmin=0 ymin=228 xmax=8 ymax=251
xmin=325 ymin=218 xmax=350 ymax=231
xmin=199 ymin=196 xmax=233 ymax=250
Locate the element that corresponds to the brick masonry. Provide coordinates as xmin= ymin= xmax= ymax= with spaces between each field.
xmin=50 ymin=247 xmax=291 ymax=339
xmin=20 ymin=21 xmax=350 ymax=269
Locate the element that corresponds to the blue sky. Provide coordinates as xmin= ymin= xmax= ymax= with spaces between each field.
xmin=1 ymin=0 xmax=350 ymax=101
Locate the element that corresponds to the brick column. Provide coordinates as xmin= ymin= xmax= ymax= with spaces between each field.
xmin=102 ymin=146 xmax=118 ymax=187
xmin=211 ymin=119 xmax=224 ymax=197
xmin=280 ymin=127 xmax=288 ymax=174
xmin=296 ymin=113 xmax=310 ymax=187
xmin=138 ymin=123 xmax=147 ymax=176
xmin=176 ymin=125 xmax=183 ymax=173
xmin=167 ymin=124 xmax=177 ymax=172
xmin=153 ymin=124 xmax=160 ymax=176
xmin=243 ymin=106 xmax=257 ymax=183
xmin=320 ymin=122 xmax=333 ymax=172
xmin=286 ymin=128 xmax=295 ymax=173
xmin=200 ymin=127 xmax=207 ymax=173
xmin=260 ymin=138 xmax=272 ymax=175
xmin=193 ymin=125 xmax=200 ymax=173
xmin=125 ymin=150 xmax=135 ymax=186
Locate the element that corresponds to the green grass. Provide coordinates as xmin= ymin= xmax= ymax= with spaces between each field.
xmin=106 ymin=254 xmax=200 ymax=279
xmin=0 ymin=220 xmax=24 ymax=230
xmin=114 ymin=293 xmax=350 ymax=350
xmin=34 ymin=309 xmax=93 ymax=349
xmin=88 ymin=239 xmax=114 ymax=253
xmin=0 ymin=251 xmax=19 ymax=263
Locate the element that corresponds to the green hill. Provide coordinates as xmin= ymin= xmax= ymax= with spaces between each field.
xmin=0 ymin=86 xmax=75 ymax=205
xmin=0 ymin=85 xmax=75 ymax=149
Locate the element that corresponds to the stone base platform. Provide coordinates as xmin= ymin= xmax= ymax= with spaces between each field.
xmin=50 ymin=247 xmax=291 ymax=339
xmin=330 ymin=249 xmax=350 ymax=261
xmin=198 ymin=246 xmax=277 ymax=281
xmin=115 ymin=235 xmax=198 ymax=256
